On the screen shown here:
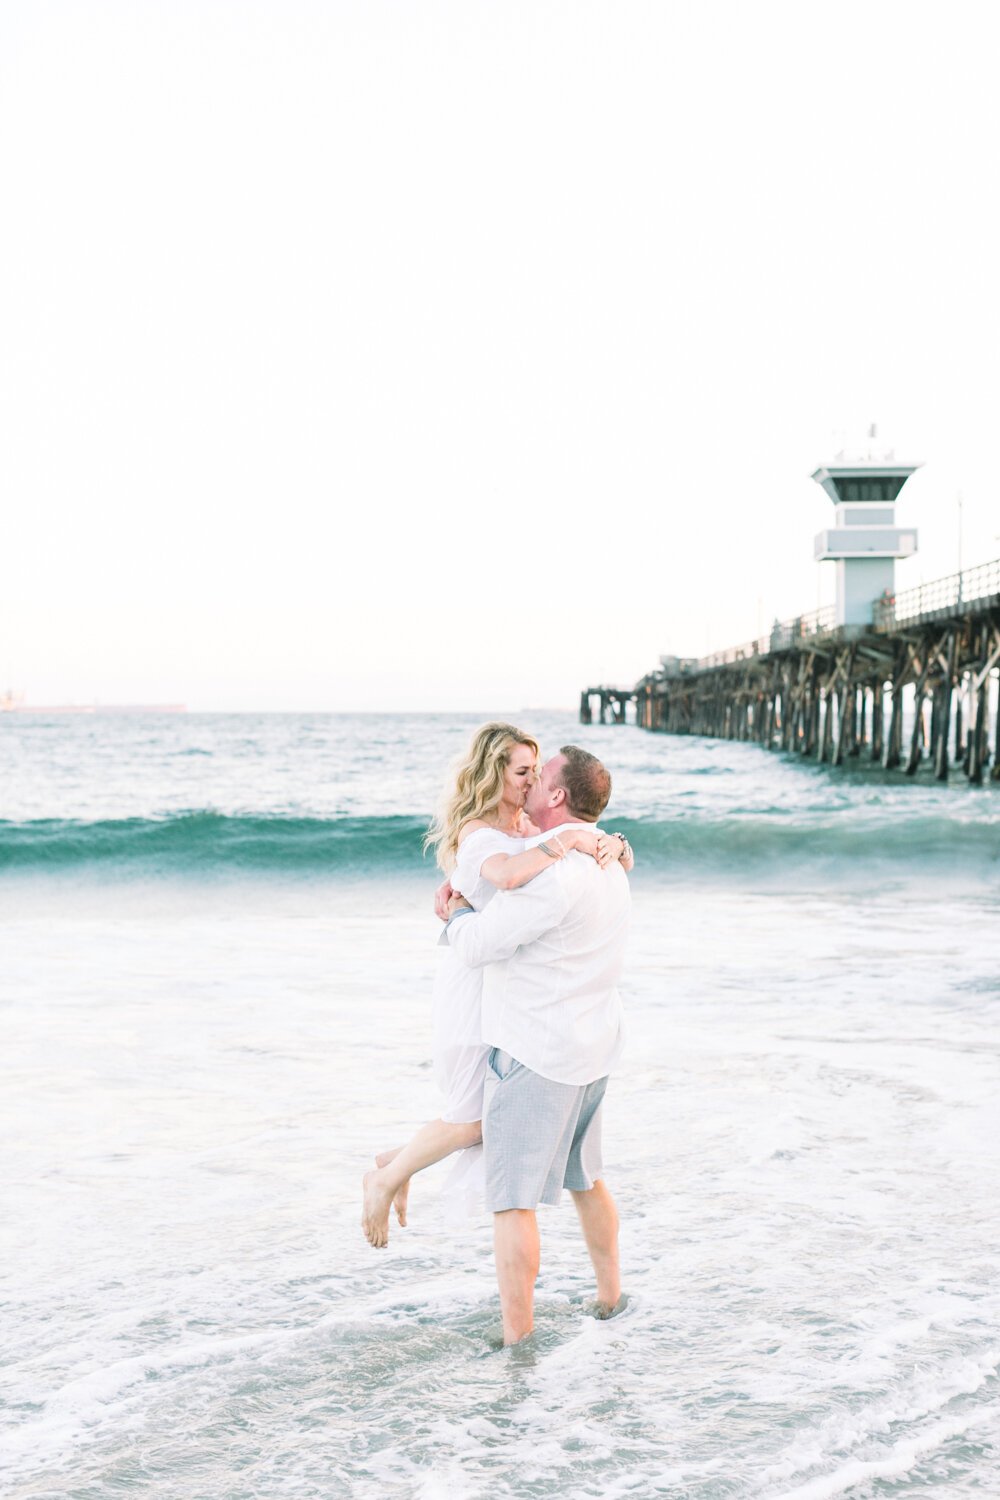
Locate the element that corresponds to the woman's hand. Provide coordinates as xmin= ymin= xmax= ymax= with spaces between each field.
xmin=564 ymin=827 xmax=607 ymax=865
xmin=553 ymin=828 xmax=629 ymax=869
xmin=596 ymin=832 xmax=627 ymax=868
xmin=434 ymin=880 xmax=455 ymax=922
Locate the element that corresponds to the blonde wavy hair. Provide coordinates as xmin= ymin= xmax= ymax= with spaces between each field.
xmin=425 ymin=721 xmax=540 ymax=873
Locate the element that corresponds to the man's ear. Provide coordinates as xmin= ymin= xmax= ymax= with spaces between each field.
xmin=551 ymin=784 xmax=567 ymax=808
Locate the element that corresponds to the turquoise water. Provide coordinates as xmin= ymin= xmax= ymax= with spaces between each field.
xmin=2 ymin=712 xmax=1000 ymax=1497
xmin=3 ymin=710 xmax=999 ymax=880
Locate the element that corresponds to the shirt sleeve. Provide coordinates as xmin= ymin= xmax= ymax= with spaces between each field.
xmin=452 ymin=828 xmax=521 ymax=899
xmin=447 ymin=865 xmax=573 ymax=968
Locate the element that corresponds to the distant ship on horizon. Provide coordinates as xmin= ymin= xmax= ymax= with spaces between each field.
xmin=1 ymin=690 xmax=186 ymax=714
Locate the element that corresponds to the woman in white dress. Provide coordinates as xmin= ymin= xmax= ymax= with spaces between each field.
xmin=361 ymin=721 xmax=632 ymax=1248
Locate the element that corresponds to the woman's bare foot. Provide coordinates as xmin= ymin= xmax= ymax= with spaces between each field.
xmin=375 ymin=1150 xmax=410 ymax=1227
xmin=361 ymin=1168 xmax=394 ymax=1248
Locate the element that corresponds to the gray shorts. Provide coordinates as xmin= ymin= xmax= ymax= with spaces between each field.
xmin=481 ymin=1048 xmax=608 ymax=1212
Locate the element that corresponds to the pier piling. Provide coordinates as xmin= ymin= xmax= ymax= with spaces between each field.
xmin=582 ymin=561 xmax=1000 ymax=788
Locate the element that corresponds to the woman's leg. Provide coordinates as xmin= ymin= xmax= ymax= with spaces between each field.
xmin=372 ymin=1145 xmax=409 ymax=1228
xmin=362 ymin=1117 xmax=482 ymax=1248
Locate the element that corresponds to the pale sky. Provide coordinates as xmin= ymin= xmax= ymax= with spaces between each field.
xmin=2 ymin=1 xmax=998 ymax=711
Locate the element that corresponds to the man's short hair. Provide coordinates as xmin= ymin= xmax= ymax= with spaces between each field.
xmin=556 ymin=745 xmax=612 ymax=821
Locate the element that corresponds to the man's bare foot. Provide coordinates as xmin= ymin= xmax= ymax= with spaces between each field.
xmin=375 ymin=1151 xmax=409 ymax=1227
xmin=583 ymin=1292 xmax=630 ymax=1320
xmin=361 ymin=1169 xmax=394 ymax=1249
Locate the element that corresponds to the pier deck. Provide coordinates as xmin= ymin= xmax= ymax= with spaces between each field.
xmin=582 ymin=558 xmax=1000 ymax=784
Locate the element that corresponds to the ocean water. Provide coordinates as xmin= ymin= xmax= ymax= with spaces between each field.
xmin=2 ymin=710 xmax=1000 ymax=1499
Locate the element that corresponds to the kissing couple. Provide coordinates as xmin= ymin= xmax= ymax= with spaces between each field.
xmin=363 ymin=722 xmax=632 ymax=1345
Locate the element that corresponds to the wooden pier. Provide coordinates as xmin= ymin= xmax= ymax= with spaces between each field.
xmin=579 ymin=686 xmax=635 ymax=725
xmin=582 ymin=558 xmax=1000 ymax=784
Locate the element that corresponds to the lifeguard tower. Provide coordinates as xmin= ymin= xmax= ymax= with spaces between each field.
xmin=812 ymin=435 xmax=920 ymax=628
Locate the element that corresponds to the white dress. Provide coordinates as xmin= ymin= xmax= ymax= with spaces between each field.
xmin=432 ymin=826 xmax=523 ymax=1203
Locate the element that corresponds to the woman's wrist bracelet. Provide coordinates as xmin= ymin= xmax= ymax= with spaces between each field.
xmin=538 ymin=841 xmax=560 ymax=859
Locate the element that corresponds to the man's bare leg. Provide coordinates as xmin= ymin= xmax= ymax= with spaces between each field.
xmin=570 ymin=1179 xmax=621 ymax=1312
xmin=361 ymin=1118 xmax=482 ymax=1248
xmin=493 ymin=1209 xmax=540 ymax=1345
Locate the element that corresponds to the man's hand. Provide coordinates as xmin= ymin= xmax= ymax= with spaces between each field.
xmin=447 ymin=892 xmax=473 ymax=919
xmin=434 ymin=880 xmax=455 ymax=922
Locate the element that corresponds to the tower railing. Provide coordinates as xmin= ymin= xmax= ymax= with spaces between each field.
xmin=873 ymin=556 xmax=1000 ymax=630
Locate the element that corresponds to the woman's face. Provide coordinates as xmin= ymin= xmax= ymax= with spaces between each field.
xmin=501 ymin=744 xmax=538 ymax=809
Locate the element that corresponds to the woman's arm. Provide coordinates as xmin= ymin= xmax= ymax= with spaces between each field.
xmin=478 ymin=825 xmax=630 ymax=891
xmin=479 ymin=838 xmax=567 ymax=891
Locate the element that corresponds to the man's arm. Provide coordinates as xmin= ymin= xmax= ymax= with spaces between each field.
xmin=447 ymin=867 xmax=573 ymax=968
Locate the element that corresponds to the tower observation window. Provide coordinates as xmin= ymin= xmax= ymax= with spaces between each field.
xmin=837 ymin=477 xmax=908 ymax=505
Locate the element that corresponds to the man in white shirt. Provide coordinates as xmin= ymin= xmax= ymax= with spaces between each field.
xmin=447 ymin=745 xmax=630 ymax=1346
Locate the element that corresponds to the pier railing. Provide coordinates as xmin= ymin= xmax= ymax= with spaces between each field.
xmin=696 ymin=555 xmax=1000 ymax=668
xmin=696 ymin=605 xmax=837 ymax=670
xmin=588 ymin=552 xmax=1000 ymax=784
xmin=874 ymin=556 xmax=1000 ymax=630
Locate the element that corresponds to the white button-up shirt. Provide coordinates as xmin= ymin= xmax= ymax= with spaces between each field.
xmin=447 ymin=822 xmax=630 ymax=1085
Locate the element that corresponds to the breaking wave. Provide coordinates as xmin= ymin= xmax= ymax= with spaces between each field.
xmin=1 ymin=810 xmax=997 ymax=882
